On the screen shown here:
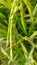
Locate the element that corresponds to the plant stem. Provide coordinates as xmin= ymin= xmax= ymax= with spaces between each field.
xmin=20 ymin=0 xmax=27 ymax=35
xmin=23 ymin=0 xmax=33 ymax=21
xmin=7 ymin=0 xmax=18 ymax=60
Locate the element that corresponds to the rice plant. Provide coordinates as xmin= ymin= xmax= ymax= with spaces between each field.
xmin=0 ymin=0 xmax=37 ymax=65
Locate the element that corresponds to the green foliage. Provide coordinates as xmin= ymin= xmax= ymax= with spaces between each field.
xmin=0 ymin=0 xmax=37 ymax=65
